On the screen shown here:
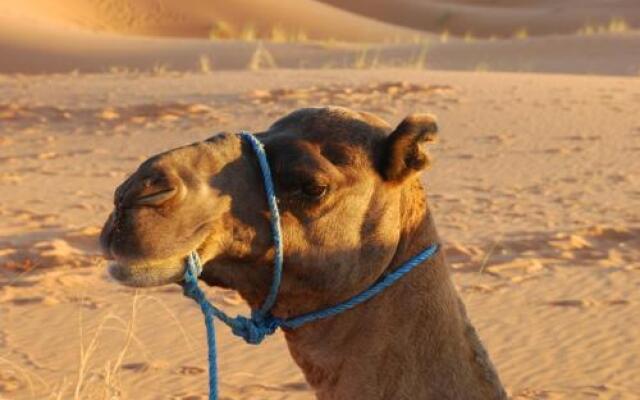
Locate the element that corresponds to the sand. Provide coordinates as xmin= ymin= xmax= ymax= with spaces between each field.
xmin=1 ymin=69 xmax=639 ymax=399
xmin=1 ymin=1 xmax=640 ymax=399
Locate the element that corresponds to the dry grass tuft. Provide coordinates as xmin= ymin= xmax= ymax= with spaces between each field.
xmin=0 ymin=356 xmax=46 ymax=397
xmin=208 ymin=20 xmax=235 ymax=40
xmin=107 ymin=66 xmax=133 ymax=75
xmin=477 ymin=236 xmax=503 ymax=274
xmin=464 ymin=31 xmax=475 ymax=43
xmin=513 ymin=28 xmax=528 ymax=40
xmin=411 ymin=42 xmax=430 ymax=70
xmin=209 ymin=20 xmax=309 ymax=43
xmin=269 ymin=25 xmax=288 ymax=43
xmin=440 ymin=30 xmax=450 ymax=43
xmin=578 ymin=17 xmax=631 ymax=35
xmin=240 ymin=25 xmax=257 ymax=42
xmin=269 ymin=25 xmax=308 ymax=43
xmin=151 ymin=63 xmax=169 ymax=76
xmin=248 ymin=42 xmax=278 ymax=70
xmin=352 ymin=47 xmax=370 ymax=69
xmin=71 ymin=295 xmax=142 ymax=399
xmin=349 ymin=41 xmax=429 ymax=70
xmin=474 ymin=62 xmax=490 ymax=72
xmin=608 ymin=17 xmax=630 ymax=33
xmin=198 ymin=54 xmax=213 ymax=74
xmin=49 ymin=291 xmax=196 ymax=399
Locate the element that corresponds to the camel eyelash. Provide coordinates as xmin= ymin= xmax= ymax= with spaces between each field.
xmin=300 ymin=182 xmax=329 ymax=199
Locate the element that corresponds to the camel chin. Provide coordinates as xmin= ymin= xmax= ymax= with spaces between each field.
xmin=107 ymin=257 xmax=187 ymax=287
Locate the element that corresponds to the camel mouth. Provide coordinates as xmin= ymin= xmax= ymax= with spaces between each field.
xmin=107 ymin=255 xmax=189 ymax=287
xmin=101 ymin=217 xmax=215 ymax=287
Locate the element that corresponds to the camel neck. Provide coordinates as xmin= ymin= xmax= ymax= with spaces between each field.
xmin=283 ymin=183 xmax=506 ymax=400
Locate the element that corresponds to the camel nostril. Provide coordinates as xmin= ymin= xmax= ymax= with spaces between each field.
xmin=134 ymin=187 xmax=178 ymax=206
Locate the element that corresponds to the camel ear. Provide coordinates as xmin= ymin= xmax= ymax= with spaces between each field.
xmin=381 ymin=113 xmax=438 ymax=182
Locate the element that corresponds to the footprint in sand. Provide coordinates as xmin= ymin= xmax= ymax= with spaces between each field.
xmin=32 ymin=239 xmax=84 ymax=266
xmin=510 ymin=387 xmax=565 ymax=399
xmin=459 ymin=284 xmax=505 ymax=294
xmin=484 ymin=258 xmax=545 ymax=279
xmin=0 ymin=137 xmax=13 ymax=147
xmin=0 ymin=172 xmax=22 ymax=185
xmin=0 ymin=369 xmax=23 ymax=394
xmin=280 ymin=381 xmax=311 ymax=391
xmin=541 ymin=147 xmax=571 ymax=155
xmin=97 ymin=108 xmax=120 ymax=121
xmin=545 ymin=299 xmax=630 ymax=308
xmin=444 ymin=242 xmax=482 ymax=265
xmin=121 ymin=362 xmax=150 ymax=373
xmin=121 ymin=360 xmax=169 ymax=373
xmin=247 ymin=82 xmax=454 ymax=109
xmin=0 ymin=226 xmax=102 ymax=271
xmin=481 ymin=134 xmax=513 ymax=145
xmin=95 ymin=103 xmax=221 ymax=128
xmin=562 ymin=134 xmax=601 ymax=141
xmin=169 ymin=394 xmax=206 ymax=400
xmin=605 ymin=299 xmax=630 ymax=306
xmin=66 ymin=295 xmax=101 ymax=309
xmin=546 ymin=299 xmax=596 ymax=308
xmin=11 ymin=296 xmax=48 ymax=306
xmin=176 ymin=365 xmax=206 ymax=375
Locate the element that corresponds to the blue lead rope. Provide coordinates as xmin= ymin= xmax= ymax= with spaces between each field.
xmin=181 ymin=132 xmax=439 ymax=400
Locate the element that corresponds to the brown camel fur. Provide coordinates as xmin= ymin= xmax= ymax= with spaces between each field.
xmin=100 ymin=106 xmax=507 ymax=399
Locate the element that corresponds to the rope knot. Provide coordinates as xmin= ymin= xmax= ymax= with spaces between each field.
xmin=230 ymin=312 xmax=281 ymax=345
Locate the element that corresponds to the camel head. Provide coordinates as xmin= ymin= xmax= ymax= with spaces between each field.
xmin=100 ymin=106 xmax=438 ymax=316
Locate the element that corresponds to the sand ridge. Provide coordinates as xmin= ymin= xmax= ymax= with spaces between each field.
xmin=2 ymin=0 xmax=638 ymax=40
xmin=0 ymin=0 xmax=419 ymax=41
xmin=319 ymin=0 xmax=640 ymax=37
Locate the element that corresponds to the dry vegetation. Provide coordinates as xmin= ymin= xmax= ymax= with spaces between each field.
xmin=39 ymin=293 xmax=195 ymax=400
xmin=348 ymin=42 xmax=430 ymax=70
xmin=577 ymin=17 xmax=631 ymax=35
xmin=247 ymin=42 xmax=278 ymax=70
xmin=513 ymin=28 xmax=528 ymax=40
xmin=208 ymin=21 xmax=310 ymax=43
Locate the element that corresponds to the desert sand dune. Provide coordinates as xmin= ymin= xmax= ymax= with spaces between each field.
xmin=3 ymin=0 xmax=638 ymax=40
xmin=1 ymin=12 xmax=639 ymax=76
xmin=319 ymin=0 xmax=640 ymax=37
xmin=1 ymin=0 xmax=639 ymax=75
xmin=0 ymin=0 xmax=419 ymax=41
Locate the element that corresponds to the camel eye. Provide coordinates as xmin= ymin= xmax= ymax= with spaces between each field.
xmin=301 ymin=183 xmax=328 ymax=199
xmin=135 ymin=187 xmax=177 ymax=206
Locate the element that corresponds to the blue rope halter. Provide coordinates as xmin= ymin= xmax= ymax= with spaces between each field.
xmin=181 ymin=132 xmax=439 ymax=400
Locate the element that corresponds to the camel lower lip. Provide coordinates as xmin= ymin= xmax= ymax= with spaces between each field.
xmin=108 ymin=260 xmax=187 ymax=287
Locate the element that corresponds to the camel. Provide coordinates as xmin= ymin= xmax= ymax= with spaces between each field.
xmin=100 ymin=106 xmax=507 ymax=400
